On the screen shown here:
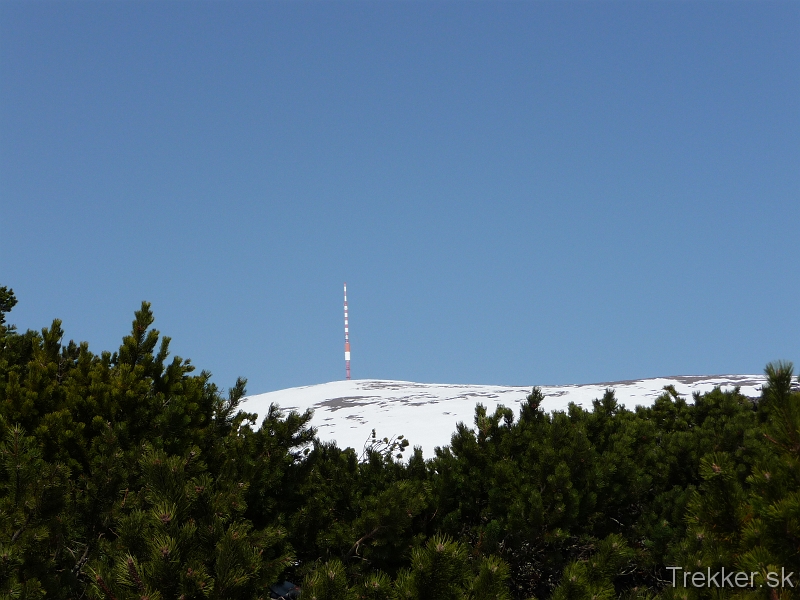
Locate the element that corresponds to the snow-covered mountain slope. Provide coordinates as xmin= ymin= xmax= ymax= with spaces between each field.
xmin=243 ymin=375 xmax=767 ymax=458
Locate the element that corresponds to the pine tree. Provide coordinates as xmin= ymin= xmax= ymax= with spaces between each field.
xmin=0 ymin=419 xmax=71 ymax=599
xmin=677 ymin=362 xmax=800 ymax=599
xmin=302 ymin=559 xmax=355 ymax=600
xmin=468 ymin=555 xmax=512 ymax=600
xmin=0 ymin=286 xmax=16 ymax=327
xmin=87 ymin=442 xmax=294 ymax=600
xmin=547 ymin=534 xmax=637 ymax=600
xmin=0 ymin=294 xmax=311 ymax=598
xmin=357 ymin=571 xmax=393 ymax=600
xmin=395 ymin=535 xmax=471 ymax=600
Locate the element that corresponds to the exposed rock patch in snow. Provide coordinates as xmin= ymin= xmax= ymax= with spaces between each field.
xmin=243 ymin=376 xmax=766 ymax=458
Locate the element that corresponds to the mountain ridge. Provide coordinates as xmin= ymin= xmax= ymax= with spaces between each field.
xmin=243 ymin=374 xmax=768 ymax=458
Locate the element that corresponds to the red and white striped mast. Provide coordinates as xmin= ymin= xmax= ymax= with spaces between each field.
xmin=343 ymin=282 xmax=351 ymax=380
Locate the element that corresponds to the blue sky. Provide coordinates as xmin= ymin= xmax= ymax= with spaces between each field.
xmin=1 ymin=1 xmax=798 ymax=394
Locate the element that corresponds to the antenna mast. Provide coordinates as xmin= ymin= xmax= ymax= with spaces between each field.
xmin=344 ymin=283 xmax=351 ymax=380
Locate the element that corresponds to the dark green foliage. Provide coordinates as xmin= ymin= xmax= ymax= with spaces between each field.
xmin=469 ymin=555 xmax=512 ymax=600
xmin=420 ymin=382 xmax=777 ymax=599
xmin=86 ymin=444 xmax=293 ymax=599
xmin=1 ymin=286 xmax=798 ymax=599
xmin=0 ymin=420 xmax=70 ymax=599
xmin=399 ymin=535 xmax=471 ymax=600
xmin=0 ymin=294 xmax=309 ymax=599
xmin=548 ymin=535 xmax=637 ymax=600
xmin=303 ymin=559 xmax=355 ymax=600
xmin=0 ymin=287 xmax=16 ymax=326
xmin=674 ymin=362 xmax=800 ymax=599
xmin=357 ymin=571 xmax=393 ymax=600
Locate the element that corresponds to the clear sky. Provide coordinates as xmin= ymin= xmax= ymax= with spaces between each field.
xmin=1 ymin=1 xmax=798 ymax=394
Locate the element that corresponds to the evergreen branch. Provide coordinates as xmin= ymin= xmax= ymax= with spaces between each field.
xmin=72 ymin=542 xmax=92 ymax=577
xmin=10 ymin=512 xmax=32 ymax=543
xmin=345 ymin=525 xmax=385 ymax=560
xmin=95 ymin=574 xmax=118 ymax=600
xmin=72 ymin=534 xmax=102 ymax=577
xmin=127 ymin=556 xmax=146 ymax=594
